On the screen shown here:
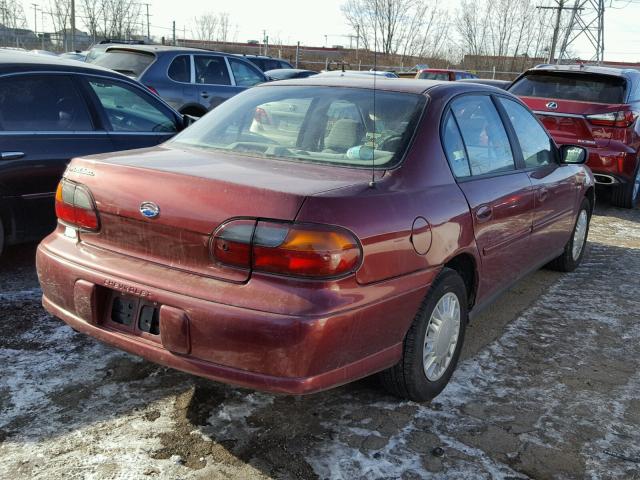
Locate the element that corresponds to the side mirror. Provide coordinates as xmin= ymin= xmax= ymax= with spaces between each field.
xmin=181 ymin=114 xmax=199 ymax=129
xmin=560 ymin=145 xmax=587 ymax=164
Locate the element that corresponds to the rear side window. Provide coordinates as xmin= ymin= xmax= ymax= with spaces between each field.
xmin=88 ymin=79 xmax=177 ymax=132
xmin=0 ymin=75 xmax=92 ymax=131
xmin=442 ymin=113 xmax=471 ymax=177
xmin=450 ymin=95 xmax=515 ymax=176
xmin=498 ymin=98 xmax=554 ymax=168
xmin=91 ymin=50 xmax=155 ymax=77
xmin=195 ymin=56 xmax=231 ymax=85
xmin=509 ymin=72 xmax=626 ymax=103
xmin=228 ymin=58 xmax=264 ymax=87
xmin=168 ymin=55 xmax=190 ymax=82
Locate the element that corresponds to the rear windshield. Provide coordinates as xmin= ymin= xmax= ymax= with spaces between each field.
xmin=171 ymin=86 xmax=426 ymax=169
xmin=509 ymin=72 xmax=626 ymax=103
xmin=90 ymin=50 xmax=155 ymax=77
xmin=418 ymin=72 xmax=449 ymax=81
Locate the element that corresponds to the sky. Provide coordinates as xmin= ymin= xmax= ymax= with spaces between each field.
xmin=19 ymin=0 xmax=640 ymax=62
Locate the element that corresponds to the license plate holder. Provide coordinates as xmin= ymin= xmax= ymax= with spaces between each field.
xmin=108 ymin=293 xmax=160 ymax=336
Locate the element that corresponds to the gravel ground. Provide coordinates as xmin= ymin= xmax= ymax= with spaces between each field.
xmin=0 ymin=201 xmax=639 ymax=480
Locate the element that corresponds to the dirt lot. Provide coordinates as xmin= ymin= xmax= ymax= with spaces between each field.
xmin=1 ymin=201 xmax=639 ymax=480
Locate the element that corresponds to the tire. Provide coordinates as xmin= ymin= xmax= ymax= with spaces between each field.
xmin=380 ymin=268 xmax=468 ymax=402
xmin=611 ymin=164 xmax=640 ymax=209
xmin=179 ymin=107 xmax=206 ymax=118
xmin=547 ymin=197 xmax=591 ymax=272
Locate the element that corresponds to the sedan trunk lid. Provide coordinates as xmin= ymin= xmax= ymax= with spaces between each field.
xmin=63 ymin=144 xmax=372 ymax=282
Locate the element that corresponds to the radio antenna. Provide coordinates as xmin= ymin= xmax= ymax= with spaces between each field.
xmin=369 ymin=2 xmax=378 ymax=189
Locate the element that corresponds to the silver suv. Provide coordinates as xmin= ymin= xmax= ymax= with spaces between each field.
xmin=88 ymin=45 xmax=268 ymax=117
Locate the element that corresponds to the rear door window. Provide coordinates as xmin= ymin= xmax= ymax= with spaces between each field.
xmin=88 ymin=78 xmax=177 ymax=132
xmin=509 ymin=72 xmax=626 ymax=103
xmin=450 ymin=95 xmax=515 ymax=176
xmin=0 ymin=75 xmax=93 ymax=131
xmin=498 ymin=98 xmax=554 ymax=168
xmin=228 ymin=58 xmax=264 ymax=87
xmin=168 ymin=55 xmax=191 ymax=83
xmin=90 ymin=49 xmax=155 ymax=78
xmin=195 ymin=56 xmax=231 ymax=85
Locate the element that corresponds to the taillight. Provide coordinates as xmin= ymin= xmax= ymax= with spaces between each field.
xmin=55 ymin=178 xmax=99 ymax=231
xmin=211 ymin=219 xmax=362 ymax=279
xmin=586 ymin=109 xmax=636 ymax=128
xmin=146 ymin=85 xmax=159 ymax=95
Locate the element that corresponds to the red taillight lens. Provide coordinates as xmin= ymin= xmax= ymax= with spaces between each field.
xmin=586 ymin=109 xmax=636 ymax=128
xmin=211 ymin=219 xmax=362 ymax=279
xmin=55 ymin=179 xmax=99 ymax=231
xmin=146 ymin=85 xmax=159 ymax=96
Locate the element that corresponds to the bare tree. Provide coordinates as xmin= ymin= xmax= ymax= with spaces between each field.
xmin=80 ymin=0 xmax=103 ymax=41
xmin=193 ymin=12 xmax=219 ymax=41
xmin=218 ymin=12 xmax=230 ymax=43
xmin=342 ymin=0 xmax=449 ymax=61
xmin=47 ymin=0 xmax=72 ymax=49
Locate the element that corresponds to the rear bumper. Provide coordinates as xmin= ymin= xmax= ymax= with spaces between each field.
xmin=585 ymin=148 xmax=637 ymax=184
xmin=36 ymin=236 xmax=430 ymax=394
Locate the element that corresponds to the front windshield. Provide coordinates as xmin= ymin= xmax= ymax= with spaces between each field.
xmin=171 ymin=86 xmax=426 ymax=169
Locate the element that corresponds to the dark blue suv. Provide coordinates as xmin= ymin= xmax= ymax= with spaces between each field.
xmin=88 ymin=45 xmax=268 ymax=117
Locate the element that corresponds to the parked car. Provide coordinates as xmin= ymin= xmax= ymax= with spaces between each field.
xmin=0 ymin=51 xmax=190 ymax=255
xmin=59 ymin=51 xmax=88 ymax=62
xmin=37 ymin=78 xmax=594 ymax=402
xmin=237 ymin=54 xmax=293 ymax=72
xmin=509 ymin=64 xmax=640 ymax=208
xmin=457 ymin=78 xmax=511 ymax=89
xmin=416 ymin=69 xmax=478 ymax=81
xmin=87 ymin=45 xmax=268 ymax=117
xmin=318 ymin=70 xmax=399 ymax=78
xmin=265 ymin=68 xmax=318 ymax=80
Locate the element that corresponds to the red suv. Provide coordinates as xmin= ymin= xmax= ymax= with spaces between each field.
xmin=509 ymin=65 xmax=640 ymax=208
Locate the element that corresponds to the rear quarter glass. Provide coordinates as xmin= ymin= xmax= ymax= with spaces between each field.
xmin=170 ymin=85 xmax=427 ymax=170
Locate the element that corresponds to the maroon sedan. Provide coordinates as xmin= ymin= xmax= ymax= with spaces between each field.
xmin=37 ymin=77 xmax=595 ymax=401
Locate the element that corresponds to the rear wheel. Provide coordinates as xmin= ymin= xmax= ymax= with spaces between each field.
xmin=547 ymin=197 xmax=591 ymax=272
xmin=380 ymin=268 xmax=467 ymax=402
xmin=611 ymin=164 xmax=640 ymax=209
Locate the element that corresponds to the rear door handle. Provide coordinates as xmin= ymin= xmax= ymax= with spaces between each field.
xmin=200 ymin=92 xmax=209 ymax=99
xmin=475 ymin=205 xmax=493 ymax=223
xmin=1 ymin=151 xmax=24 ymax=160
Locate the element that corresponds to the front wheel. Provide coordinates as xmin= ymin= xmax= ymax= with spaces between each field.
xmin=547 ymin=197 xmax=591 ymax=272
xmin=380 ymin=268 xmax=468 ymax=402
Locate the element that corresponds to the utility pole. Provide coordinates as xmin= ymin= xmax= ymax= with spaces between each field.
xmin=31 ymin=3 xmax=38 ymax=36
xmin=172 ymin=21 xmax=176 ymax=46
xmin=538 ymin=0 xmax=567 ymax=63
xmin=295 ymin=41 xmax=300 ymax=68
xmin=143 ymin=3 xmax=151 ymax=41
xmin=356 ymin=25 xmax=360 ymax=64
xmin=70 ymin=0 xmax=75 ymax=51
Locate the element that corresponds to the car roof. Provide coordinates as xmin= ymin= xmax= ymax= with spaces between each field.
xmin=0 ymin=50 xmax=128 ymax=77
xmin=265 ymin=68 xmax=315 ymax=74
xmin=101 ymin=44 xmax=226 ymax=55
xmin=238 ymin=54 xmax=289 ymax=60
xmin=258 ymin=76 xmax=506 ymax=96
xmin=419 ymin=68 xmax=470 ymax=74
xmin=528 ymin=63 xmax=639 ymax=78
